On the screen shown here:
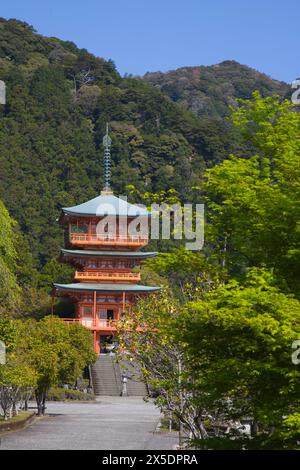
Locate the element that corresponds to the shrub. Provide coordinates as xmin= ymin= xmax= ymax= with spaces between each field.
xmin=47 ymin=387 xmax=95 ymax=401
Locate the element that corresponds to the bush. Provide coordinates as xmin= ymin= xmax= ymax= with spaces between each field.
xmin=47 ymin=387 xmax=95 ymax=401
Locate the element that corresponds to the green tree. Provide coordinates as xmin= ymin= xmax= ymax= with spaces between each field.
xmin=0 ymin=356 xmax=37 ymax=420
xmin=180 ymin=269 xmax=300 ymax=449
xmin=0 ymin=199 xmax=21 ymax=312
xmin=147 ymin=246 xmax=224 ymax=298
xmin=0 ymin=318 xmax=37 ymax=419
xmin=118 ymin=289 xmax=210 ymax=446
xmin=0 ymin=316 xmax=18 ymax=351
xmin=18 ymin=316 xmax=96 ymax=415
xmin=204 ymin=93 xmax=300 ymax=295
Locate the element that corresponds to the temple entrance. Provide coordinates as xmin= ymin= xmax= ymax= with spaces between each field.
xmin=99 ymin=334 xmax=115 ymax=354
xmin=107 ymin=309 xmax=114 ymax=320
xmin=98 ymin=308 xmax=114 ymax=321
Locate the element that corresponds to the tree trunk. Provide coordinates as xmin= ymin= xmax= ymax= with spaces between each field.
xmin=42 ymin=394 xmax=46 ymax=415
xmin=35 ymin=388 xmax=47 ymax=416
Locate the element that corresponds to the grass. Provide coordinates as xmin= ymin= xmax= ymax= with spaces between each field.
xmin=0 ymin=411 xmax=34 ymax=431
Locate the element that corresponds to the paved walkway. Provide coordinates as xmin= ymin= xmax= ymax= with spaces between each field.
xmin=0 ymin=397 xmax=178 ymax=450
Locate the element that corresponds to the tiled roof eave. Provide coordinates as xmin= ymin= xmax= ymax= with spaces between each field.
xmin=60 ymin=249 xmax=158 ymax=258
xmin=53 ymin=283 xmax=160 ymax=293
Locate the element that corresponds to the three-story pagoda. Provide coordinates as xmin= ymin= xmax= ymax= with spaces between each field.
xmin=53 ymin=126 xmax=159 ymax=353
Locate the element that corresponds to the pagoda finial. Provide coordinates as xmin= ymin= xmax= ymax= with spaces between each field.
xmin=101 ymin=123 xmax=113 ymax=195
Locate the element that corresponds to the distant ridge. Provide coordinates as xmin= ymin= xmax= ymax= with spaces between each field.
xmin=142 ymin=60 xmax=290 ymax=118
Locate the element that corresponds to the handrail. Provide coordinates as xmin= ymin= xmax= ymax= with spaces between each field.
xmin=70 ymin=233 xmax=148 ymax=243
xmin=62 ymin=318 xmax=118 ymax=329
xmin=75 ymin=271 xmax=140 ymax=279
xmin=88 ymin=364 xmax=95 ymax=395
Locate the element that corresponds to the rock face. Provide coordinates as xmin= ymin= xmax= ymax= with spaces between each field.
xmin=143 ymin=60 xmax=290 ymax=119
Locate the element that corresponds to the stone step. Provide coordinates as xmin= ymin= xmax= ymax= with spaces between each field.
xmin=90 ymin=355 xmax=147 ymax=396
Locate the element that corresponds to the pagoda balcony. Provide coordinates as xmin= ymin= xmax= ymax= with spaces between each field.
xmin=74 ymin=271 xmax=141 ymax=283
xmin=69 ymin=233 xmax=148 ymax=248
xmin=62 ymin=318 xmax=118 ymax=331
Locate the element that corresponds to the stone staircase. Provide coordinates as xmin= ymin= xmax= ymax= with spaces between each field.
xmin=119 ymin=359 xmax=148 ymax=396
xmin=90 ymin=355 xmax=147 ymax=397
xmin=90 ymin=355 xmax=121 ymax=396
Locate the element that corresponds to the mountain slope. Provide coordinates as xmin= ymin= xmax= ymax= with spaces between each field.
xmin=142 ymin=61 xmax=290 ymax=118
xmin=0 ymin=19 xmax=216 ymax=265
xmin=0 ymin=19 xmax=289 ymax=270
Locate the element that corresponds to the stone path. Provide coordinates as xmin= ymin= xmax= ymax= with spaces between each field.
xmin=0 ymin=397 xmax=178 ymax=450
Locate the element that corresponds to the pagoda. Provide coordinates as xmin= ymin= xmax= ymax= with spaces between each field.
xmin=53 ymin=126 xmax=159 ymax=354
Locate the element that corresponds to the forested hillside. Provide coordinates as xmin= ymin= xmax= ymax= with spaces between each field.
xmin=0 ymin=19 xmax=288 ymax=270
xmin=143 ymin=61 xmax=290 ymax=118
xmin=0 ymin=19 xmax=226 ymax=266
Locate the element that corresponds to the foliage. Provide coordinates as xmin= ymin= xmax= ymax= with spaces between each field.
xmin=16 ymin=316 xmax=96 ymax=414
xmin=117 ymin=289 xmax=210 ymax=444
xmin=0 ymin=198 xmax=45 ymax=317
xmin=0 ymin=316 xmax=18 ymax=351
xmin=0 ymin=199 xmax=21 ymax=312
xmin=146 ymin=246 xmax=224 ymax=298
xmin=0 ymin=316 xmax=96 ymax=418
xmin=0 ymin=356 xmax=37 ymax=419
xmin=179 ymin=269 xmax=300 ymax=449
xmin=38 ymin=259 xmax=74 ymax=291
xmin=0 ymin=319 xmax=37 ymax=420
xmin=204 ymin=92 xmax=300 ymax=296
xmin=47 ymin=387 xmax=95 ymax=401
xmin=119 ymin=94 xmax=300 ymax=449
xmin=143 ymin=61 xmax=289 ymax=119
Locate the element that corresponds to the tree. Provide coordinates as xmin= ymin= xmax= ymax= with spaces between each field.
xmin=0 ymin=199 xmax=21 ymax=313
xmin=0 ymin=316 xmax=18 ymax=351
xmin=146 ymin=246 xmax=224 ymax=299
xmin=204 ymin=93 xmax=300 ymax=295
xmin=0 ymin=317 xmax=96 ymax=418
xmin=0 ymin=318 xmax=36 ymax=419
xmin=179 ymin=269 xmax=300 ymax=449
xmin=117 ymin=289 xmax=209 ymax=446
xmin=18 ymin=316 xmax=96 ymax=415
xmin=0 ymin=357 xmax=37 ymax=420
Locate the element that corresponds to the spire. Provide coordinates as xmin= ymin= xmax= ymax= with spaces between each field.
xmin=101 ymin=123 xmax=113 ymax=195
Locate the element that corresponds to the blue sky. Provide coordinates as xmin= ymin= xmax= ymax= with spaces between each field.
xmin=1 ymin=0 xmax=299 ymax=82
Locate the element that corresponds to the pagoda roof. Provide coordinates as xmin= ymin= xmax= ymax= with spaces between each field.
xmin=61 ymin=249 xmax=158 ymax=258
xmin=53 ymin=283 xmax=160 ymax=293
xmin=62 ymin=193 xmax=149 ymax=217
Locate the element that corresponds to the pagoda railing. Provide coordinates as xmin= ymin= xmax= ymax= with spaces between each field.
xmin=69 ymin=233 xmax=148 ymax=246
xmin=74 ymin=271 xmax=141 ymax=282
xmin=62 ymin=318 xmax=118 ymax=330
